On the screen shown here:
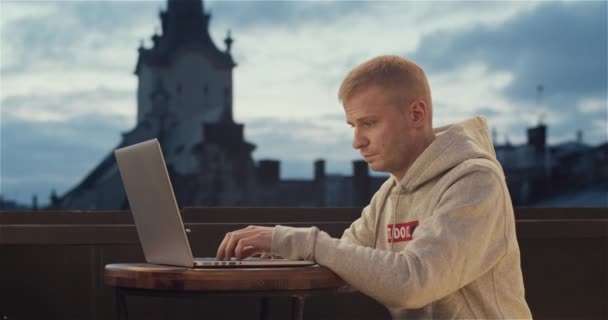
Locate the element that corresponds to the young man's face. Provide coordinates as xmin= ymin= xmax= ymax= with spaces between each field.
xmin=344 ymin=86 xmax=418 ymax=179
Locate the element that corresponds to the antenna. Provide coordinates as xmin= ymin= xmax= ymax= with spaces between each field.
xmin=536 ymin=84 xmax=543 ymax=106
xmin=538 ymin=112 xmax=546 ymax=126
xmin=536 ymin=84 xmax=545 ymax=125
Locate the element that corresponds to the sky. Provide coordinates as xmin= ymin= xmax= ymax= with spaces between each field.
xmin=1 ymin=0 xmax=607 ymax=206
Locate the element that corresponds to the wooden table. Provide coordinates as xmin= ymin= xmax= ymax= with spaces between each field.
xmin=104 ymin=263 xmax=348 ymax=320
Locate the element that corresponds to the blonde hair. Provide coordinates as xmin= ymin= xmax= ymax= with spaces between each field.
xmin=338 ymin=55 xmax=432 ymax=110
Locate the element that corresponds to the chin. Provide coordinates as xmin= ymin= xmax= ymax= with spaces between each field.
xmin=368 ymin=162 xmax=386 ymax=173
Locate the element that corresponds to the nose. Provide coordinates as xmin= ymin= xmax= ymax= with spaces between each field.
xmin=352 ymin=128 xmax=369 ymax=150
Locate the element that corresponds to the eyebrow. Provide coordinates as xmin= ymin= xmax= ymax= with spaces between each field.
xmin=346 ymin=116 xmax=377 ymax=126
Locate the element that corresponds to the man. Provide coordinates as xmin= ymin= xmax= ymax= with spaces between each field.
xmin=216 ymin=55 xmax=532 ymax=319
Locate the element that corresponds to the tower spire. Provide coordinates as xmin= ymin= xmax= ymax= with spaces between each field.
xmin=135 ymin=0 xmax=236 ymax=76
xmin=164 ymin=0 xmax=207 ymax=42
xmin=224 ymin=30 xmax=234 ymax=53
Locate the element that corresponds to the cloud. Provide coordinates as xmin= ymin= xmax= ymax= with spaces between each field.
xmin=207 ymin=1 xmax=534 ymax=35
xmin=206 ymin=1 xmax=371 ymax=29
xmin=412 ymin=1 xmax=607 ymax=145
xmin=0 ymin=1 xmax=156 ymax=129
xmin=579 ymin=97 xmax=606 ymax=114
xmin=0 ymin=113 xmax=129 ymax=205
xmin=413 ymin=1 xmax=607 ymax=105
xmin=2 ymin=86 xmax=136 ymax=122
xmin=1 ymin=1 xmax=158 ymax=75
xmin=245 ymin=115 xmax=358 ymax=160
xmin=1 ymin=0 xmax=606 ymax=206
xmin=213 ymin=1 xmax=538 ymax=124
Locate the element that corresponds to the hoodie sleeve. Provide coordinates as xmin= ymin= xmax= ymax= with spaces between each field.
xmin=271 ymin=165 xmax=510 ymax=309
xmin=339 ymin=187 xmax=386 ymax=247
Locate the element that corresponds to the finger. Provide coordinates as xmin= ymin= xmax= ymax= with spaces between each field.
xmin=223 ymin=228 xmax=260 ymax=260
xmin=239 ymin=246 xmax=261 ymax=260
xmin=224 ymin=232 xmax=241 ymax=260
xmin=260 ymin=252 xmax=271 ymax=259
xmin=241 ymin=229 xmax=273 ymax=258
xmin=216 ymin=232 xmax=232 ymax=260
xmin=235 ymin=235 xmax=263 ymax=260
xmin=218 ymin=227 xmax=266 ymax=260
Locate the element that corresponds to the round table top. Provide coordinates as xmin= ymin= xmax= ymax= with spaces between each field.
xmin=104 ymin=263 xmax=347 ymax=292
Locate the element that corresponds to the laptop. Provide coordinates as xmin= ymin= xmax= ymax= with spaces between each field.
xmin=114 ymin=138 xmax=315 ymax=268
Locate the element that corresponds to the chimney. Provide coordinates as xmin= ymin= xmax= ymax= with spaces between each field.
xmin=527 ymin=124 xmax=547 ymax=153
xmin=577 ymin=130 xmax=583 ymax=144
xmin=314 ymin=159 xmax=325 ymax=181
xmin=32 ymin=194 xmax=38 ymax=211
xmin=352 ymin=160 xmax=370 ymax=206
xmin=257 ymin=160 xmax=280 ymax=185
xmin=314 ymin=159 xmax=327 ymax=206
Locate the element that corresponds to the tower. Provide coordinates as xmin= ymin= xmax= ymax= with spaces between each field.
xmin=128 ymin=0 xmax=242 ymax=174
xmin=56 ymin=0 xmax=256 ymax=209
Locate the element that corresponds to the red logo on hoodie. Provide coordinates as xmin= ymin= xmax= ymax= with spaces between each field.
xmin=387 ymin=221 xmax=419 ymax=243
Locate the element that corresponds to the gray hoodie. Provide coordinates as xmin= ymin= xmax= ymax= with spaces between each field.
xmin=271 ymin=116 xmax=532 ymax=319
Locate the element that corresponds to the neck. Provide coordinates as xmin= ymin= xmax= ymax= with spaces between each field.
xmin=393 ymin=130 xmax=436 ymax=181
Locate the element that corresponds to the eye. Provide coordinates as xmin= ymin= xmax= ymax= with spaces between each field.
xmin=363 ymin=120 xmax=375 ymax=128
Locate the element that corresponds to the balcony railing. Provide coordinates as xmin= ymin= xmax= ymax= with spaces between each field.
xmin=1 ymin=207 xmax=606 ymax=320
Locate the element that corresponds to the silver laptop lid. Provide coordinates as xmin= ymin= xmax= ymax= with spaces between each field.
xmin=115 ymin=139 xmax=195 ymax=267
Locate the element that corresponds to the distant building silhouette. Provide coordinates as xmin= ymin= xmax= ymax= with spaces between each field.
xmin=52 ymin=0 xmax=384 ymax=210
xmin=0 ymin=195 xmax=30 ymax=210
xmin=495 ymin=123 xmax=607 ymax=206
xmin=45 ymin=0 xmax=606 ymax=210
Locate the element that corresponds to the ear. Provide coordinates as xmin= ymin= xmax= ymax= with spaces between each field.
xmin=409 ymin=100 xmax=427 ymax=128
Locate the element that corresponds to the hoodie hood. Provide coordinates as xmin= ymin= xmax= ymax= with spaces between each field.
xmin=396 ymin=116 xmax=498 ymax=191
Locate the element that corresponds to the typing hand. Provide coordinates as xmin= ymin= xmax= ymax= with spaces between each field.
xmin=258 ymin=252 xmax=273 ymax=259
xmin=216 ymin=225 xmax=273 ymax=261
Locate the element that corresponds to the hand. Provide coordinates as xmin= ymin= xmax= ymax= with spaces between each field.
xmin=216 ymin=225 xmax=274 ymax=260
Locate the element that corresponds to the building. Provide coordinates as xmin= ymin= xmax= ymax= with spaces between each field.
xmin=48 ymin=0 xmax=605 ymax=210
xmin=0 ymin=195 xmax=31 ymax=210
xmin=495 ymin=124 xmax=607 ymax=206
xmin=52 ymin=0 xmax=384 ymax=210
